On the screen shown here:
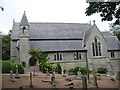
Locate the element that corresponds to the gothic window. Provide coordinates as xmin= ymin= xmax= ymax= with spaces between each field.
xmin=92 ymin=37 xmax=101 ymax=56
xmin=54 ymin=53 xmax=63 ymax=61
xmin=59 ymin=54 xmax=62 ymax=60
xmin=111 ymin=52 xmax=115 ymax=58
xmin=73 ymin=52 xmax=81 ymax=60
xmin=74 ymin=53 xmax=77 ymax=60
xmin=22 ymin=26 xmax=26 ymax=34
xmin=54 ymin=54 xmax=57 ymax=61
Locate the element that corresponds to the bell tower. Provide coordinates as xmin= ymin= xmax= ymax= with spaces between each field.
xmin=19 ymin=11 xmax=30 ymax=67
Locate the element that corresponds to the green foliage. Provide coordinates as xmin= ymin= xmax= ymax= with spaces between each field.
xmin=2 ymin=60 xmax=12 ymax=73
xmin=55 ymin=62 xmax=62 ymax=74
xmin=97 ymin=68 xmax=107 ymax=74
xmin=113 ymin=31 xmax=120 ymax=41
xmin=28 ymin=48 xmax=42 ymax=57
xmin=0 ymin=6 xmax=4 ymax=11
xmin=22 ymin=62 xmax=26 ymax=67
xmin=39 ymin=62 xmax=53 ymax=73
xmin=80 ymin=67 xmax=91 ymax=74
xmin=11 ymin=64 xmax=24 ymax=74
xmin=109 ymin=24 xmax=120 ymax=41
xmin=29 ymin=48 xmax=49 ymax=72
xmin=1 ymin=60 xmax=24 ymax=74
xmin=2 ymin=33 xmax=10 ymax=60
xmin=66 ymin=66 xmax=91 ymax=75
xmin=85 ymin=2 xmax=120 ymax=25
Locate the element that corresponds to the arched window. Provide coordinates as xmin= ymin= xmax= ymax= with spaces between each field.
xmin=92 ymin=37 xmax=101 ymax=56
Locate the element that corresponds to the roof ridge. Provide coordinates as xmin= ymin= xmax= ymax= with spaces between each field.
xmin=15 ymin=22 xmax=91 ymax=24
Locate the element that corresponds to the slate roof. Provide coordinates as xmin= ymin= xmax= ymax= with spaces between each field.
xmin=19 ymin=11 xmax=29 ymax=26
xmin=102 ymin=32 xmax=120 ymax=50
xmin=11 ymin=23 xmax=91 ymax=40
xmin=30 ymin=40 xmax=85 ymax=52
xmin=11 ymin=21 xmax=120 ymax=51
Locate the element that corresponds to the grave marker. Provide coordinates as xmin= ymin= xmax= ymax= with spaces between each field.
xmin=82 ymin=74 xmax=87 ymax=90
xmin=10 ymin=70 xmax=15 ymax=82
xmin=29 ymin=73 xmax=33 ymax=88
xmin=15 ymin=65 xmax=20 ymax=78
xmin=51 ymin=71 xmax=56 ymax=88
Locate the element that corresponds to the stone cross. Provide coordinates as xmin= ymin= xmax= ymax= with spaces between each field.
xmin=10 ymin=70 xmax=15 ymax=82
xmin=51 ymin=71 xmax=56 ymax=88
xmin=15 ymin=65 xmax=20 ymax=78
xmin=29 ymin=73 xmax=33 ymax=88
xmin=82 ymin=74 xmax=87 ymax=90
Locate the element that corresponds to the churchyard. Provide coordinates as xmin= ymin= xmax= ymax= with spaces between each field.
xmin=2 ymin=70 xmax=120 ymax=89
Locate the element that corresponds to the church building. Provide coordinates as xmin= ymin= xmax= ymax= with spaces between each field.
xmin=11 ymin=12 xmax=120 ymax=77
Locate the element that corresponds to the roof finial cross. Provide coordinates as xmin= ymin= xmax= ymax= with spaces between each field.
xmin=93 ymin=20 xmax=95 ymax=24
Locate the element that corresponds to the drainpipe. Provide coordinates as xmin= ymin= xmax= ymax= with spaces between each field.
xmin=84 ymin=45 xmax=89 ymax=81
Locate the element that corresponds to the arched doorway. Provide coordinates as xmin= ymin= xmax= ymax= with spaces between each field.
xmin=29 ymin=57 xmax=37 ymax=66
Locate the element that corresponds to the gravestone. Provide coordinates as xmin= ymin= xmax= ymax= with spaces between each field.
xmin=51 ymin=71 xmax=56 ymax=88
xmin=10 ymin=70 xmax=15 ymax=82
xmin=15 ymin=65 xmax=20 ymax=78
xmin=61 ymin=66 xmax=64 ymax=75
xmin=46 ymin=68 xmax=50 ymax=76
xmin=93 ymin=74 xmax=99 ymax=88
xmin=29 ymin=73 xmax=33 ymax=88
xmin=77 ymin=69 xmax=81 ymax=77
xmin=82 ymin=74 xmax=87 ymax=90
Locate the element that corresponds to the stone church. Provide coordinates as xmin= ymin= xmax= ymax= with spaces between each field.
xmin=11 ymin=12 xmax=120 ymax=77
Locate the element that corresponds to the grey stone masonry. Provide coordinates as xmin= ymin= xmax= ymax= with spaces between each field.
xmin=0 ymin=34 xmax=2 ymax=60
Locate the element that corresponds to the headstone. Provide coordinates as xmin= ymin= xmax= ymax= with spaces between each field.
xmin=93 ymin=74 xmax=99 ymax=88
xmin=61 ymin=66 xmax=64 ymax=75
xmin=10 ymin=70 xmax=15 ymax=82
xmin=77 ymin=69 xmax=81 ymax=77
xmin=82 ymin=74 xmax=87 ymax=90
xmin=29 ymin=73 xmax=33 ymax=88
xmin=15 ymin=65 xmax=20 ymax=78
xmin=46 ymin=68 xmax=50 ymax=76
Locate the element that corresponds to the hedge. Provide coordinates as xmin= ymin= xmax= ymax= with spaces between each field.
xmin=0 ymin=60 xmax=24 ymax=74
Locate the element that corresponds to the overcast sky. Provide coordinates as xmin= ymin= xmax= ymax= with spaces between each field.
xmin=0 ymin=0 xmax=114 ymax=34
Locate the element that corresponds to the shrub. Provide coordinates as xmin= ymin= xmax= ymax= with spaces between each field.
xmin=80 ymin=67 xmax=91 ymax=74
xmin=2 ymin=61 xmax=12 ymax=73
xmin=1 ymin=60 xmax=24 ymax=74
xmin=66 ymin=67 xmax=91 ymax=75
xmin=97 ymin=68 xmax=107 ymax=74
xmin=22 ymin=62 xmax=26 ymax=67
xmin=11 ymin=63 xmax=24 ymax=74
xmin=55 ymin=62 xmax=62 ymax=74
xmin=39 ymin=62 xmax=53 ymax=73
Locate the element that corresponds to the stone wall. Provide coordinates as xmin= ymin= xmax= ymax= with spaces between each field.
xmin=0 ymin=34 xmax=1 ymax=59
xmin=47 ymin=52 xmax=87 ymax=70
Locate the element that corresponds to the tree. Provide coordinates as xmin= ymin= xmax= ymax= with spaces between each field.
xmin=109 ymin=24 xmax=120 ymax=40
xmin=0 ymin=6 xmax=4 ymax=11
xmin=28 ymin=48 xmax=52 ymax=72
xmin=85 ymin=2 xmax=120 ymax=25
xmin=2 ymin=33 xmax=10 ymax=60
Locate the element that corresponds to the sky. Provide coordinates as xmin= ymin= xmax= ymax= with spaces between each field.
xmin=0 ymin=0 xmax=114 ymax=34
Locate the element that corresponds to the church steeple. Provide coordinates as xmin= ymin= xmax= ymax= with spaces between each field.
xmin=19 ymin=11 xmax=29 ymax=26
